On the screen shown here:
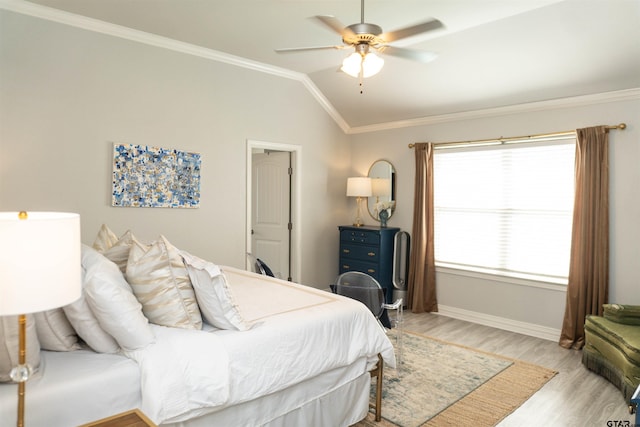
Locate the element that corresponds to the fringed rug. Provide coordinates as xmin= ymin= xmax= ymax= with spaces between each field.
xmin=354 ymin=331 xmax=557 ymax=427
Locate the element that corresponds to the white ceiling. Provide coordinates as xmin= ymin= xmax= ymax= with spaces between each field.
xmin=16 ymin=0 xmax=640 ymax=129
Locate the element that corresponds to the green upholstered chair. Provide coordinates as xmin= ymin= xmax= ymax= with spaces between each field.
xmin=583 ymin=304 xmax=640 ymax=402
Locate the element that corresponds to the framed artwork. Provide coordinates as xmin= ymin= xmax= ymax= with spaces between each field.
xmin=112 ymin=143 xmax=201 ymax=208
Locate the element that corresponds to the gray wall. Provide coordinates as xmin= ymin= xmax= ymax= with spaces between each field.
xmin=349 ymin=98 xmax=640 ymax=335
xmin=0 ymin=10 xmax=351 ymax=289
xmin=2 ymin=8 xmax=638 ymax=338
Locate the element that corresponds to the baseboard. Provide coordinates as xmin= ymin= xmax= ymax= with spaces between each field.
xmin=437 ymin=305 xmax=561 ymax=342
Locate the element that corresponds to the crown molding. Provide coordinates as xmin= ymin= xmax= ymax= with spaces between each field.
xmin=300 ymin=76 xmax=350 ymax=132
xmin=0 ymin=0 xmax=295 ymax=78
xmin=2 ymin=0 xmax=637 ymax=136
xmin=347 ymin=87 xmax=640 ymax=134
xmin=0 ymin=0 xmax=350 ymax=132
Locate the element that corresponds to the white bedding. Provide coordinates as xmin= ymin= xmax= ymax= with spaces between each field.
xmin=163 ymin=366 xmax=372 ymax=427
xmin=126 ymin=267 xmax=395 ymax=424
xmin=0 ymin=350 xmax=141 ymax=426
xmin=220 ymin=267 xmax=395 ymax=402
xmin=123 ymin=324 xmax=230 ymax=424
xmin=0 ymin=266 xmax=395 ymax=427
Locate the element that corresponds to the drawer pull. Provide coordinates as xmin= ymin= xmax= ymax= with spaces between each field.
xmin=367 ymin=252 xmax=376 ymax=257
xmin=343 ymin=265 xmax=351 ymax=270
xmin=342 ymin=249 xmax=350 ymax=254
xmin=367 ymin=269 xmax=376 ymax=273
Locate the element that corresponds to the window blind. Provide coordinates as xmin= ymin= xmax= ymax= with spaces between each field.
xmin=433 ymin=139 xmax=575 ymax=283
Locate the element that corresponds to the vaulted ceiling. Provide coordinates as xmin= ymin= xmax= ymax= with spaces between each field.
xmin=16 ymin=0 xmax=640 ymax=131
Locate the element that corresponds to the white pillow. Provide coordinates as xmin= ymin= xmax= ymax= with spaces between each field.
xmin=126 ymin=235 xmax=202 ymax=330
xmin=82 ymin=245 xmax=155 ymax=351
xmin=0 ymin=315 xmax=40 ymax=382
xmin=93 ymin=224 xmax=136 ymax=273
xmin=64 ymin=263 xmax=120 ymax=354
xmin=181 ymin=251 xmax=252 ymax=331
xmin=34 ymin=308 xmax=80 ymax=352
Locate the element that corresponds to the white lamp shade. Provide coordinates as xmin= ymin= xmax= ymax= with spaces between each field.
xmin=361 ymin=52 xmax=384 ymax=78
xmin=341 ymin=52 xmax=362 ymax=78
xmin=0 ymin=212 xmax=82 ymax=315
xmin=341 ymin=52 xmax=385 ymax=78
xmin=346 ymin=177 xmax=372 ymax=197
xmin=371 ymin=178 xmax=391 ymax=197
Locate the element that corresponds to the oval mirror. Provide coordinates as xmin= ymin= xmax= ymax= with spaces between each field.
xmin=367 ymin=160 xmax=396 ymax=221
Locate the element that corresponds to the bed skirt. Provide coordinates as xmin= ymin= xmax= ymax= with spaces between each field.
xmin=1 ymin=352 xmax=371 ymax=427
xmin=163 ymin=367 xmax=371 ymax=427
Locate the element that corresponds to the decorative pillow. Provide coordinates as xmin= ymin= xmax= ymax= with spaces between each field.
xmin=603 ymin=304 xmax=640 ymax=326
xmin=34 ymin=308 xmax=80 ymax=352
xmin=126 ymin=235 xmax=202 ymax=330
xmin=63 ymin=247 xmax=120 ymax=354
xmin=92 ymin=223 xmax=120 ymax=253
xmin=0 ymin=315 xmax=40 ymax=382
xmin=93 ymin=224 xmax=137 ymax=273
xmin=82 ymin=245 xmax=155 ymax=351
xmin=181 ymin=251 xmax=251 ymax=331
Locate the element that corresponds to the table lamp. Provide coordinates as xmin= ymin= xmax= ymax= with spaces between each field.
xmin=346 ymin=177 xmax=372 ymax=227
xmin=371 ymin=178 xmax=391 ymax=203
xmin=0 ymin=211 xmax=81 ymax=427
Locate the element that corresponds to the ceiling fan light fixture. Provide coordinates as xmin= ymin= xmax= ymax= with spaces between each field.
xmin=341 ymin=51 xmax=384 ymax=78
xmin=362 ymin=52 xmax=384 ymax=77
xmin=341 ymin=52 xmax=363 ymax=77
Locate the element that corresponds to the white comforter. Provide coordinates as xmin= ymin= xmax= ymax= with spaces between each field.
xmin=125 ymin=266 xmax=395 ymax=424
xmin=123 ymin=325 xmax=230 ymax=423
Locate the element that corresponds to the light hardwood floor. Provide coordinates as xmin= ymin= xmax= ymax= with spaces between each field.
xmin=400 ymin=311 xmax=636 ymax=427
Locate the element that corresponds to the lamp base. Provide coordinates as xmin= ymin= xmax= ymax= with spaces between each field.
xmin=12 ymin=314 xmax=30 ymax=427
xmin=352 ymin=197 xmax=366 ymax=227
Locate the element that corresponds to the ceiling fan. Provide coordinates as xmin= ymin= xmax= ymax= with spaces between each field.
xmin=275 ymin=0 xmax=444 ymax=81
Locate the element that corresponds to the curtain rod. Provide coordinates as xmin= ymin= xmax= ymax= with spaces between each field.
xmin=407 ymin=123 xmax=626 ymax=149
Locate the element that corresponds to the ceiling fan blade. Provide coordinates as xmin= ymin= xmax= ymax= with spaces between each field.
xmin=313 ymin=15 xmax=356 ymax=39
xmin=380 ymin=46 xmax=438 ymax=63
xmin=275 ymin=45 xmax=347 ymax=53
xmin=379 ymin=19 xmax=443 ymax=43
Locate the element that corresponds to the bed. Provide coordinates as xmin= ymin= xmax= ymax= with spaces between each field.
xmin=0 ymin=228 xmax=395 ymax=427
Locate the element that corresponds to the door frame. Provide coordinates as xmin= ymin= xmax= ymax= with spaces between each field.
xmin=246 ymin=139 xmax=302 ymax=282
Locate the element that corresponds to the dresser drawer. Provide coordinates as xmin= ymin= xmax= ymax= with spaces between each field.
xmin=340 ymin=243 xmax=379 ymax=262
xmin=339 ymin=258 xmax=379 ymax=279
xmin=340 ymin=229 xmax=380 ymax=245
xmin=338 ymin=226 xmax=400 ymax=304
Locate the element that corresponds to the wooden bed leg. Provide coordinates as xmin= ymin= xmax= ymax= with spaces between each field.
xmin=369 ymin=353 xmax=383 ymax=422
xmin=375 ymin=354 xmax=383 ymax=421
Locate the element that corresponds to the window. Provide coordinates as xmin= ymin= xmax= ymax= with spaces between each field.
xmin=433 ymin=138 xmax=575 ymax=284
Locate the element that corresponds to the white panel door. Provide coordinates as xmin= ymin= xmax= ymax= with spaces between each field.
xmin=251 ymin=151 xmax=290 ymax=280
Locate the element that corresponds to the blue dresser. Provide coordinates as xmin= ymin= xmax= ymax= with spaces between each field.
xmin=338 ymin=225 xmax=400 ymax=304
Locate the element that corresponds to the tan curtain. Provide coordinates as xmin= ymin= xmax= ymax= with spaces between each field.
xmin=559 ymin=126 xmax=609 ymax=350
xmin=407 ymin=143 xmax=437 ymax=313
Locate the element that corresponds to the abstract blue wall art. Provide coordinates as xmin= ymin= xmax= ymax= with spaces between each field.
xmin=112 ymin=144 xmax=201 ymax=208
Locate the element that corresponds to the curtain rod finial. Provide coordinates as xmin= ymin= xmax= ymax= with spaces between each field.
xmin=607 ymin=123 xmax=626 ymax=131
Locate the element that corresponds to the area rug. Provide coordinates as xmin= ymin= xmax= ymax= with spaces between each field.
xmin=355 ymin=331 xmax=557 ymax=427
